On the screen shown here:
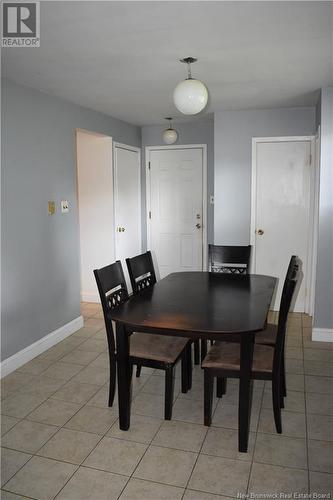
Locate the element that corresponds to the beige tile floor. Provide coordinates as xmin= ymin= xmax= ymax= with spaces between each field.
xmin=1 ymin=304 xmax=333 ymax=499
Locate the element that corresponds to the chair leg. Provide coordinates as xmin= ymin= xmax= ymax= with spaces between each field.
xmin=201 ymin=340 xmax=207 ymax=363
xmin=108 ymin=351 xmax=116 ymax=407
xmin=181 ymin=352 xmax=189 ymax=394
xmin=281 ymin=355 xmax=287 ymax=397
xmin=216 ymin=377 xmax=227 ymax=398
xmin=164 ymin=366 xmax=175 ymax=420
xmin=136 ymin=365 xmax=142 ymax=378
xmin=272 ymin=375 xmax=282 ymax=433
xmin=194 ymin=340 xmax=200 ymax=365
xmin=204 ymin=370 xmax=214 ymax=426
xmin=186 ymin=344 xmax=192 ymax=391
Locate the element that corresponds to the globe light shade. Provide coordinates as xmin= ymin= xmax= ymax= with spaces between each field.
xmin=173 ymin=78 xmax=208 ymax=115
xmin=163 ymin=127 xmax=178 ymax=144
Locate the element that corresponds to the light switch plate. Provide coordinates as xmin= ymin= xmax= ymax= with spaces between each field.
xmin=61 ymin=200 xmax=69 ymax=213
xmin=48 ymin=201 xmax=55 ymax=215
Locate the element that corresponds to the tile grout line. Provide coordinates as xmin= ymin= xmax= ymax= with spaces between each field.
xmin=246 ymin=375 xmax=266 ymax=495
xmin=113 ymin=396 xmax=168 ymax=499
xmin=302 ymin=319 xmax=311 ymax=494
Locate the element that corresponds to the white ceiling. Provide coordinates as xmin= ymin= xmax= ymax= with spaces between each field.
xmin=3 ymin=1 xmax=333 ymax=125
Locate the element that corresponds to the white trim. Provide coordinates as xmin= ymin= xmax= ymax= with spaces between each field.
xmin=308 ymin=127 xmax=321 ymax=317
xmin=114 ymin=142 xmax=141 ymax=154
xmin=251 ymin=136 xmax=318 ymax=314
xmin=312 ymin=328 xmax=333 ymax=342
xmin=113 ymin=142 xmax=142 ymax=260
xmin=0 ymin=316 xmax=84 ymax=378
xmin=145 ymin=144 xmax=208 ymax=271
xmin=81 ymin=292 xmax=100 ymax=303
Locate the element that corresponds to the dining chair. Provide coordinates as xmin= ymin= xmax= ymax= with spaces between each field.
xmin=202 ymin=258 xmax=300 ymax=433
xmin=210 ymin=255 xmax=300 ymax=405
xmin=94 ymin=260 xmax=191 ymax=419
xmin=201 ymin=244 xmax=252 ymax=363
xmin=255 ymin=255 xmax=299 ymax=401
xmin=208 ymin=244 xmax=251 ymax=274
xmin=126 ymin=250 xmax=198 ymax=371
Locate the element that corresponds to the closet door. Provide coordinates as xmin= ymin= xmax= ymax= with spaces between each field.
xmin=114 ymin=143 xmax=142 ymax=292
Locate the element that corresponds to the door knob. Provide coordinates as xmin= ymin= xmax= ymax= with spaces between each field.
xmin=196 ymin=223 xmax=202 ymax=229
xmin=256 ymin=229 xmax=264 ymax=235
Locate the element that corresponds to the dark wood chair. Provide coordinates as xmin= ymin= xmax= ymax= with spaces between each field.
xmin=209 ymin=255 xmax=299 ymax=403
xmin=126 ymin=250 xmax=200 ymax=369
xmin=208 ymin=244 xmax=251 ymax=274
xmin=94 ymin=260 xmax=191 ymax=420
xmin=254 ymin=255 xmax=299 ymax=400
xmin=202 ymin=258 xmax=300 ymax=433
xmin=200 ymin=245 xmax=252 ymax=363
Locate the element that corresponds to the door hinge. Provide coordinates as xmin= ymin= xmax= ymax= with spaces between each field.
xmin=148 ymin=161 xmax=151 ymax=170
xmin=149 ymin=211 xmax=152 ymax=219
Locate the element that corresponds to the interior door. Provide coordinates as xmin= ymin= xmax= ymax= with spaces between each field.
xmin=114 ymin=144 xmax=141 ymax=291
xmin=149 ymin=148 xmax=204 ymax=278
xmin=253 ymin=139 xmax=312 ymax=312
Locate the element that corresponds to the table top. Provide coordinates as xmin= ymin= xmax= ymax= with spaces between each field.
xmin=110 ymin=272 xmax=277 ymax=337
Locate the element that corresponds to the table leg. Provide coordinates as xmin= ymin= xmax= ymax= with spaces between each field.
xmin=238 ymin=332 xmax=254 ymax=452
xmin=116 ymin=322 xmax=131 ymax=430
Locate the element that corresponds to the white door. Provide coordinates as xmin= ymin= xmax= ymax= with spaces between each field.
xmin=148 ymin=148 xmax=205 ymax=278
xmin=114 ymin=144 xmax=141 ymax=291
xmin=252 ymin=139 xmax=312 ymax=312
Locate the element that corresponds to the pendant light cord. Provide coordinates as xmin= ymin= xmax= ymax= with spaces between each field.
xmin=187 ymin=61 xmax=192 ymax=80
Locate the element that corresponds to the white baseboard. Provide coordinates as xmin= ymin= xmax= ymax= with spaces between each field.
xmin=312 ymin=328 xmax=333 ymax=342
xmin=81 ymin=292 xmax=100 ymax=303
xmin=0 ymin=316 xmax=84 ymax=378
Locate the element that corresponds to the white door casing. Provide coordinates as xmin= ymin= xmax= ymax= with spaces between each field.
xmin=146 ymin=145 xmax=207 ymax=278
xmin=251 ymin=137 xmax=316 ymax=313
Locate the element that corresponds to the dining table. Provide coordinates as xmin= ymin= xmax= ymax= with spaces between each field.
xmin=109 ymin=271 xmax=277 ymax=452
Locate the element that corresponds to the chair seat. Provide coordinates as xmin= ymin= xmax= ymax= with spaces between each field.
xmin=130 ymin=333 xmax=189 ymax=364
xmin=214 ymin=323 xmax=277 ymax=345
xmin=255 ymin=323 xmax=277 ymax=346
xmin=202 ymin=341 xmax=274 ymax=374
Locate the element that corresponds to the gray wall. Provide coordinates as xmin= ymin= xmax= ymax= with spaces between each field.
xmin=214 ymin=107 xmax=316 ymax=244
xmin=314 ymin=87 xmax=333 ymax=329
xmin=141 ymin=119 xmax=214 ymax=247
xmin=1 ymin=79 xmax=141 ymax=361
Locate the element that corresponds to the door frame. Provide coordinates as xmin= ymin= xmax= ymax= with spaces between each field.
xmin=145 ymin=144 xmax=208 ymax=271
xmin=251 ymin=135 xmax=318 ymax=315
xmin=113 ymin=142 xmax=142 ymax=261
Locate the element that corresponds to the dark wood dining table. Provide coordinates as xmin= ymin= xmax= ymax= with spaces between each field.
xmin=110 ymin=271 xmax=277 ymax=452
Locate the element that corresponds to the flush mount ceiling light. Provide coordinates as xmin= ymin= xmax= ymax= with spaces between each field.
xmin=162 ymin=117 xmax=178 ymax=144
xmin=173 ymin=57 xmax=208 ymax=115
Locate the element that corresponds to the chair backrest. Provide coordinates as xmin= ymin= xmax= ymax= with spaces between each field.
xmin=273 ymin=256 xmax=301 ymax=372
xmin=281 ymin=255 xmax=298 ymax=298
xmin=126 ymin=251 xmax=157 ymax=293
xmin=208 ymin=245 xmax=251 ymax=274
xmin=93 ymin=261 xmax=129 ymax=348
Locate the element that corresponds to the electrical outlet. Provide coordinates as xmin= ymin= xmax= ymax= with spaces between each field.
xmin=61 ymin=200 xmax=69 ymax=213
xmin=48 ymin=201 xmax=55 ymax=215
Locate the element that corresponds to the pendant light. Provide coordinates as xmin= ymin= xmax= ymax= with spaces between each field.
xmin=173 ymin=57 xmax=208 ymax=115
xmin=162 ymin=117 xmax=178 ymax=144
